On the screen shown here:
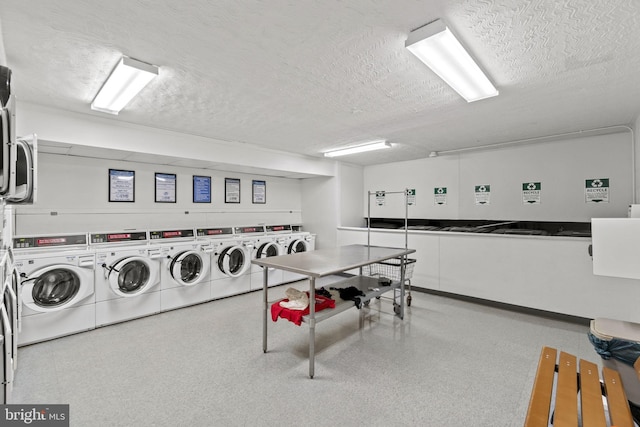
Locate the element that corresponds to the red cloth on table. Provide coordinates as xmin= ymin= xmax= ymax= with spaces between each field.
xmin=271 ymin=293 xmax=335 ymax=326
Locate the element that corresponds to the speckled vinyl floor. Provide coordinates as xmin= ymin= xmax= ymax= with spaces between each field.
xmin=11 ymin=279 xmax=597 ymax=427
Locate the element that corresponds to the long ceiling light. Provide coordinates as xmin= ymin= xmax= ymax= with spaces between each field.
xmin=406 ymin=19 xmax=498 ymax=102
xmin=323 ymin=140 xmax=391 ymax=157
xmin=91 ymin=56 xmax=159 ymax=115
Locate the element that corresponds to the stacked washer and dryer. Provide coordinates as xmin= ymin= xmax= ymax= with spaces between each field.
xmin=148 ymin=228 xmax=212 ymax=312
xmin=90 ymin=231 xmax=163 ymax=327
xmin=0 ymin=247 xmax=18 ymax=404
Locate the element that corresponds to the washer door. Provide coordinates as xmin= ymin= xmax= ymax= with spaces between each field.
xmin=107 ymin=256 xmax=158 ymax=297
xmin=169 ymin=250 xmax=209 ymax=286
xmin=218 ymin=245 xmax=249 ymax=278
xmin=256 ymin=241 xmax=281 ymax=259
xmin=21 ymin=265 xmax=92 ymax=313
xmin=287 ymin=239 xmax=309 ymax=254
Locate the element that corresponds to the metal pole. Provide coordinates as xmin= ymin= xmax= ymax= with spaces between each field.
xmin=262 ymin=266 xmax=268 ymax=353
xmin=309 ymin=276 xmax=316 ymax=379
xmin=367 ymin=190 xmax=371 ymax=247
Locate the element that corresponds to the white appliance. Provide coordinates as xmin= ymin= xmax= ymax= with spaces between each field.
xmin=149 ymin=228 xmax=213 ymax=311
xmin=281 ymin=231 xmax=316 ymax=283
xmin=13 ymin=233 xmax=95 ymax=346
xmin=197 ymin=227 xmax=251 ymax=300
xmin=1 ymin=248 xmax=18 ymax=368
xmin=91 ymin=231 xmax=162 ymax=327
xmin=0 ymin=65 xmax=37 ymax=205
xmin=251 ymin=224 xmax=294 ymax=288
xmin=0 ymin=248 xmax=15 ymax=403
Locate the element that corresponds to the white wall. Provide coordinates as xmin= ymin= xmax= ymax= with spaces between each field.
xmin=364 ymin=132 xmax=633 ymax=221
xmin=300 ymin=162 xmax=364 ymax=249
xmin=14 ymin=153 xmax=303 ymax=235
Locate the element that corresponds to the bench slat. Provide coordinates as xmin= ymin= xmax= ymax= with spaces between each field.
xmin=525 ymin=346 xmax=557 ymax=427
xmin=554 ymin=351 xmax=578 ymax=427
xmin=602 ymin=367 xmax=634 ymax=427
xmin=579 ymin=358 xmax=607 ymax=427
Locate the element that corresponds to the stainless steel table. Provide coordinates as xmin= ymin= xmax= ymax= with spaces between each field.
xmin=252 ymin=244 xmax=416 ymax=378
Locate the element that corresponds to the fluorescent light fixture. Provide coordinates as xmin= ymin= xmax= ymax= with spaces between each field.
xmin=323 ymin=140 xmax=391 ymax=157
xmin=91 ymin=56 xmax=159 ymax=115
xmin=406 ymin=19 xmax=498 ymax=102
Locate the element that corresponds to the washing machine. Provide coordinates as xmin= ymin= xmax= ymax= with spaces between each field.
xmin=251 ymin=224 xmax=295 ymax=288
xmin=149 ymin=228 xmax=213 ymax=311
xmin=1 ymin=248 xmax=18 ymax=371
xmin=197 ymin=227 xmax=252 ymax=300
xmin=13 ymin=233 xmax=95 ymax=346
xmin=91 ymin=231 xmax=162 ymax=327
xmin=0 ymin=250 xmax=14 ymax=403
xmin=281 ymin=230 xmax=316 ymax=283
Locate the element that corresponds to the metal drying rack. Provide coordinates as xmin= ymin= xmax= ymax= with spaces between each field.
xmin=365 ymin=189 xmax=415 ymax=307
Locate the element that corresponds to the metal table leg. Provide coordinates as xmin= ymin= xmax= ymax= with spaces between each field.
xmin=309 ymin=276 xmax=316 ymax=379
xmin=262 ymin=267 xmax=268 ymax=353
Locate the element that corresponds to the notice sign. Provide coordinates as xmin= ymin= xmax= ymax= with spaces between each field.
xmin=434 ymin=187 xmax=447 ymax=205
xmin=407 ymin=189 xmax=416 ymax=206
xmin=474 ymin=185 xmax=491 ymax=205
xmin=375 ymin=191 xmax=386 ymax=206
xmin=585 ymin=178 xmax=610 ymax=203
xmin=522 ymin=182 xmax=542 ymax=204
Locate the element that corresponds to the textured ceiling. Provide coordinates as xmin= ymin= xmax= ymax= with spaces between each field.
xmin=1 ymin=0 xmax=640 ymax=167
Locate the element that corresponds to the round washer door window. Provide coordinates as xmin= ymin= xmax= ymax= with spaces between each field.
xmin=287 ymin=239 xmax=308 ymax=254
xmin=170 ymin=251 xmax=207 ymax=286
xmin=108 ymin=256 xmax=157 ymax=297
xmin=32 ymin=268 xmax=80 ymax=308
xmin=257 ymin=242 xmax=280 ymax=259
xmin=218 ymin=245 xmax=248 ymax=277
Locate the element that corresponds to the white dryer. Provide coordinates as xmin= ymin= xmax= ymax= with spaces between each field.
xmin=13 ymin=233 xmax=95 ymax=346
xmin=197 ymin=227 xmax=251 ymax=300
xmin=90 ymin=231 xmax=162 ymax=327
xmin=149 ymin=228 xmax=212 ymax=312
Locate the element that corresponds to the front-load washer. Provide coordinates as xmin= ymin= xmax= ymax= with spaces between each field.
xmin=13 ymin=233 xmax=95 ymax=346
xmin=281 ymin=231 xmax=316 ymax=283
xmin=1 ymin=248 xmax=18 ymax=372
xmin=90 ymin=231 xmax=162 ymax=327
xmin=149 ymin=228 xmax=212 ymax=312
xmin=197 ymin=227 xmax=251 ymax=300
xmin=1 ymin=279 xmax=13 ymax=403
xmin=233 ymin=225 xmax=279 ymax=291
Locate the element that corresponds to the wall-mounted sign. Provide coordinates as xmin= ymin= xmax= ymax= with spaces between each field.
xmin=375 ymin=191 xmax=386 ymax=206
xmin=252 ymin=180 xmax=266 ymax=204
xmin=109 ymin=169 xmax=135 ymax=202
xmin=193 ymin=175 xmax=211 ymax=203
xmin=225 ymin=178 xmax=241 ymax=203
xmin=155 ymin=173 xmax=177 ymax=203
xmin=522 ymin=182 xmax=541 ymax=204
xmin=474 ymin=185 xmax=491 ymax=205
xmin=434 ymin=187 xmax=447 ymax=205
xmin=585 ymin=178 xmax=610 ymax=203
xmin=406 ymin=189 xmax=416 ymax=206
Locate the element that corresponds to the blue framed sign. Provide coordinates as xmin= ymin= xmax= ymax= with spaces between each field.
xmin=252 ymin=180 xmax=266 ymax=204
xmin=193 ymin=175 xmax=211 ymax=203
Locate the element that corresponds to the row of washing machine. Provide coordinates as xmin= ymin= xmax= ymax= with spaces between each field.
xmin=12 ymin=224 xmax=315 ymax=347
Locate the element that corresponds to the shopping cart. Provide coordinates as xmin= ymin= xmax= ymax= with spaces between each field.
xmin=362 ymin=257 xmax=416 ymax=311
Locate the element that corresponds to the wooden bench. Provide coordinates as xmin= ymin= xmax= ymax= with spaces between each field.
xmin=525 ymin=346 xmax=634 ymax=427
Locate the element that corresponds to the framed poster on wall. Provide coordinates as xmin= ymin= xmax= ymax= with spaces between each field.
xmin=109 ymin=169 xmax=135 ymax=202
xmin=155 ymin=173 xmax=177 ymax=203
xmin=225 ymin=178 xmax=240 ymax=203
xmin=193 ymin=175 xmax=211 ymax=203
xmin=252 ymin=180 xmax=266 ymax=204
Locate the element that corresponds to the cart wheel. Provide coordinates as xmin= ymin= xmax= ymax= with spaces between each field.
xmin=407 ymin=294 xmax=412 ymax=307
xmin=376 ymin=296 xmax=381 ymax=299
